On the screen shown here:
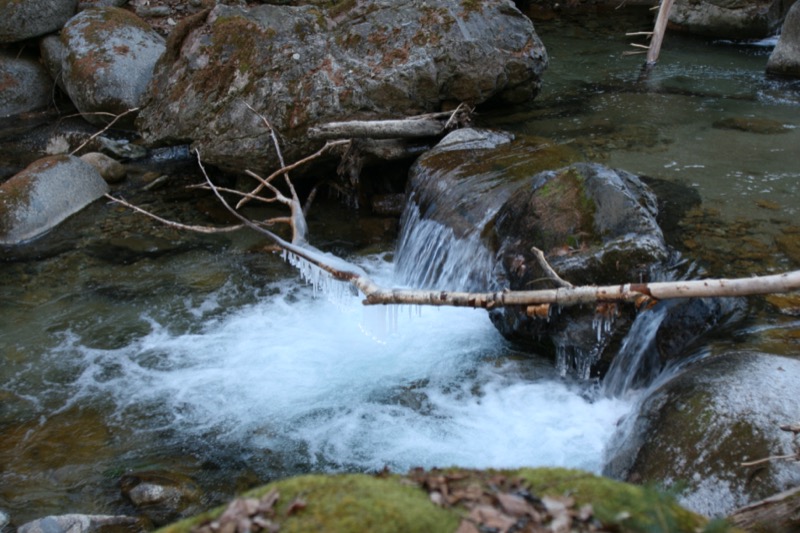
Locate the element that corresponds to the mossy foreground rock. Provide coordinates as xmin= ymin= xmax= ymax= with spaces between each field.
xmin=158 ymin=468 xmax=730 ymax=533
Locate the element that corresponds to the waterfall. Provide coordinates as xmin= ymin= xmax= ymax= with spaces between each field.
xmin=394 ymin=198 xmax=498 ymax=292
xmin=602 ymin=303 xmax=669 ymax=398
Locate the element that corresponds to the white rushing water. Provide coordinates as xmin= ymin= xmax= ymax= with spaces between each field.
xmin=52 ymin=256 xmax=634 ymax=476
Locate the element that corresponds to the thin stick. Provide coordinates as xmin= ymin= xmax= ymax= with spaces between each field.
xmin=70 ymin=107 xmax=140 ymax=156
xmin=741 ymin=454 xmax=798 ymax=467
xmin=104 ymin=193 xmax=244 ymax=234
xmin=531 ymin=247 xmax=574 ymax=288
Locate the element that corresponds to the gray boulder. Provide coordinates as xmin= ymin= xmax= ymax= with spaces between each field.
xmin=395 ymin=129 xmax=674 ymax=376
xmin=17 ymin=514 xmax=139 ymax=533
xmin=0 ymin=52 xmax=53 ymax=117
xmin=604 ymin=352 xmax=800 ymax=518
xmin=669 ymin=0 xmax=790 ymax=38
xmin=61 ymin=7 xmax=165 ymax=125
xmin=0 ymin=155 xmax=109 ymax=245
xmin=767 ymin=0 xmax=800 ymax=77
xmin=0 ymin=0 xmax=77 ymax=44
xmin=137 ymin=0 xmax=548 ymax=174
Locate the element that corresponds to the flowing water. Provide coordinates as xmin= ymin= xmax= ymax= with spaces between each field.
xmin=2 ymin=9 xmax=800 ymax=527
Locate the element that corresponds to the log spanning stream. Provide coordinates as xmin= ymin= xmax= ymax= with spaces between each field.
xmin=2 ymin=10 xmax=800 ymax=527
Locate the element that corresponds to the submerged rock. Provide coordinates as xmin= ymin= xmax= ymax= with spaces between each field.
xmin=0 ymin=155 xmax=108 ymax=245
xmin=604 ymin=352 xmax=800 ymax=518
xmin=120 ymin=470 xmax=202 ymax=526
xmin=137 ymin=0 xmax=548 ymax=174
xmin=61 ymin=7 xmax=166 ymax=126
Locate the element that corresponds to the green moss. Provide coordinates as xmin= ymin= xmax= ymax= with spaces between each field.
xmin=530 ymin=166 xmax=598 ymax=251
xmin=156 ymin=468 xmax=738 ymax=533
xmin=158 ymin=473 xmax=458 ymax=533
xmin=328 ymin=0 xmax=358 ymax=19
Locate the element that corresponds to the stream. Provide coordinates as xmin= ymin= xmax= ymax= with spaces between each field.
xmin=2 ymin=9 xmax=800 ymax=527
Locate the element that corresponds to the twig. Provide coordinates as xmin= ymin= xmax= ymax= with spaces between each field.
xmin=741 ymin=454 xmax=798 ymax=467
xmin=69 ymin=107 xmax=140 ymax=156
xmin=531 ymin=247 xmax=574 ymax=288
xmin=104 ymin=193 xmax=244 ymax=234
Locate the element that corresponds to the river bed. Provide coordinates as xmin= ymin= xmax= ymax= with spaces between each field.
xmin=2 ymin=9 xmax=800 ymax=527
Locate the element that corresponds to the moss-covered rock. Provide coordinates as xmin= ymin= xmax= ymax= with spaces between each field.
xmin=137 ymin=0 xmax=548 ymax=175
xmin=157 ymin=468 xmax=732 ymax=533
xmin=61 ymin=7 xmax=165 ymax=126
xmin=604 ymin=352 xmax=800 ymax=518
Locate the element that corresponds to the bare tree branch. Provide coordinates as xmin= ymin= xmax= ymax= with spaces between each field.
xmin=70 ymin=107 xmax=141 ymax=156
xmin=104 ymin=193 xmax=244 ymax=234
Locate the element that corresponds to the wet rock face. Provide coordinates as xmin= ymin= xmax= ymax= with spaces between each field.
xmin=669 ymin=0 xmax=790 ymax=38
xmin=0 ymin=52 xmax=53 ymax=117
xmin=767 ymin=0 xmax=800 ymax=78
xmin=60 ymin=7 xmax=166 ymax=125
xmin=0 ymin=155 xmax=109 ymax=245
xmin=604 ymin=352 xmax=800 ymax=518
xmin=137 ymin=0 xmax=548 ymax=174
xmin=0 ymin=0 xmax=77 ymax=44
xmin=489 ymin=163 xmax=670 ymax=374
xmin=396 ymin=128 xmax=579 ymax=291
xmin=398 ymin=130 xmax=673 ymax=376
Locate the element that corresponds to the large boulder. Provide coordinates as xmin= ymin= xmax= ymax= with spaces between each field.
xmin=0 ymin=52 xmax=53 ymax=117
xmin=60 ymin=7 xmax=165 ymax=125
xmin=0 ymin=155 xmax=109 ymax=245
xmin=396 ymin=129 xmax=675 ymax=376
xmin=604 ymin=352 xmax=800 ymax=518
xmin=137 ymin=0 xmax=548 ymax=174
xmin=668 ymin=0 xmax=791 ymax=38
xmin=0 ymin=0 xmax=77 ymax=44
xmin=767 ymin=0 xmax=800 ymax=77
xmin=489 ymin=163 xmax=671 ymax=376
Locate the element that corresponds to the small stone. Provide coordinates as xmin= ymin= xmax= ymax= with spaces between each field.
xmin=80 ymin=152 xmax=127 ymax=183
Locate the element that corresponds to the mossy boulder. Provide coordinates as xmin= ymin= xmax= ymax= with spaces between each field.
xmin=604 ymin=352 xmax=800 ymax=518
xmin=157 ymin=468 xmax=729 ymax=533
xmin=395 ymin=128 xmax=580 ymax=291
xmin=136 ymin=0 xmax=548 ymax=174
xmin=488 ymin=163 xmax=670 ymax=376
xmin=0 ymin=155 xmax=108 ymax=245
xmin=60 ymin=7 xmax=165 ymax=125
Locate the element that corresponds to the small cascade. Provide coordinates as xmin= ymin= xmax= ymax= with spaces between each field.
xmin=394 ymin=200 xmax=497 ymax=291
xmin=602 ymin=303 xmax=669 ymax=398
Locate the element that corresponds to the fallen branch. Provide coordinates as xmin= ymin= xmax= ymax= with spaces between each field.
xmin=308 ymin=106 xmax=472 ymax=140
xmin=728 ymin=486 xmax=800 ymax=532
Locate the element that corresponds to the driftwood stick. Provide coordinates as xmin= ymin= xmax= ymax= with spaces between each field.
xmin=308 ymin=116 xmax=449 ymax=140
xmin=104 ymin=193 xmax=244 ymax=234
xmin=532 ymin=247 xmax=574 ymax=288
xmin=728 ymin=486 xmax=800 ymax=531
xmin=647 ymin=0 xmax=674 ymax=64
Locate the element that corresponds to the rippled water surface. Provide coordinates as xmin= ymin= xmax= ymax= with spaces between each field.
xmin=2 ymin=9 xmax=800 ymax=526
